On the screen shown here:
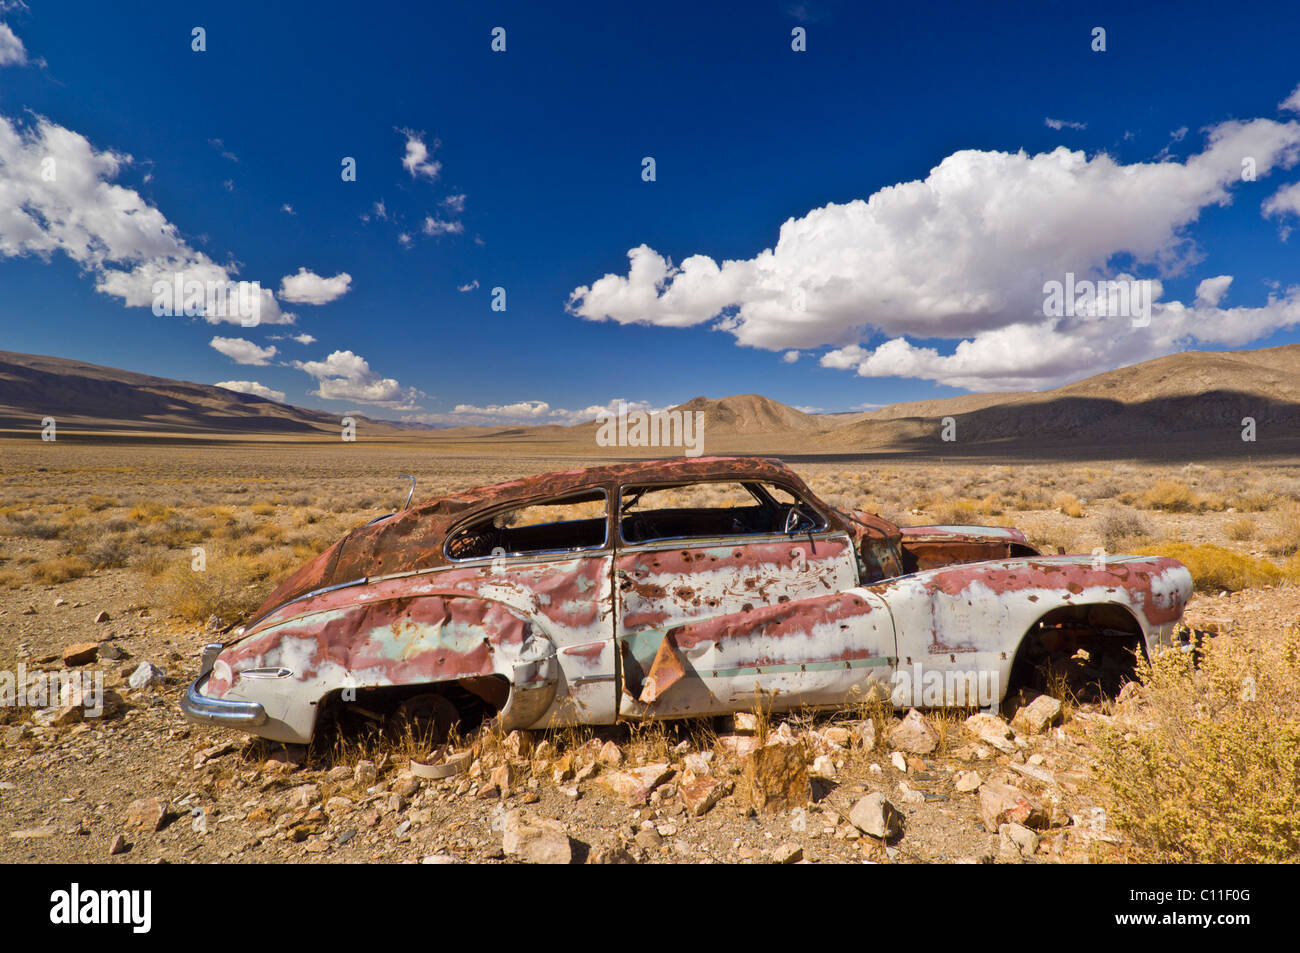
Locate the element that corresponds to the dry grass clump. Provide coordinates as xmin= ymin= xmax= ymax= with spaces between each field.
xmin=31 ymin=555 xmax=91 ymax=584
xmin=1232 ymin=489 xmax=1277 ymax=512
xmin=1026 ymin=523 xmax=1077 ymax=555
xmin=1140 ymin=479 xmax=1200 ymax=512
xmin=147 ymin=547 xmax=275 ymax=622
xmin=1053 ymin=492 xmax=1085 ymax=518
xmin=1096 ymin=510 xmax=1152 ymax=552
xmin=1132 ymin=542 xmax=1294 ymax=592
xmin=0 ymin=512 xmax=67 ymax=540
xmin=1263 ymin=501 xmax=1300 ymax=557
xmin=1095 ymin=623 xmax=1300 ymax=863
xmin=128 ymin=501 xmax=176 ymax=523
xmin=1225 ymin=516 xmax=1257 ymax=542
xmin=928 ymin=497 xmax=980 ymax=525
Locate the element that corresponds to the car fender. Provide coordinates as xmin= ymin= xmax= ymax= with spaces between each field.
xmin=201 ymin=593 xmax=559 ymax=742
xmin=869 ymin=555 xmax=1192 ymax=706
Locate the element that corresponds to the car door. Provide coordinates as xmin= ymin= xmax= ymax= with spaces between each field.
xmin=614 ymin=479 xmax=892 ymax=718
xmin=439 ymin=487 xmax=618 ymax=726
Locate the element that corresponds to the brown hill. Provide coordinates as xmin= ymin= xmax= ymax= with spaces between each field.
xmin=1 ymin=344 xmax=1296 ymax=456
xmin=813 ymin=344 xmax=1300 ymax=451
xmin=0 ymin=351 xmax=402 ymax=436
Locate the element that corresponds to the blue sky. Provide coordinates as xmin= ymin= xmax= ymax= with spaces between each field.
xmin=1 ymin=1 xmax=1298 ymax=424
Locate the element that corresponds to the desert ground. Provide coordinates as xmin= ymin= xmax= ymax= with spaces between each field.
xmin=1 ymin=437 xmax=1297 ymax=864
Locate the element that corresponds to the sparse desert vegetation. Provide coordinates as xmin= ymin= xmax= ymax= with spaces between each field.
xmin=1 ymin=438 xmax=1298 ymax=864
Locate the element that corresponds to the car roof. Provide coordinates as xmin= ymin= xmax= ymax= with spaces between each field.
xmin=406 ymin=455 xmax=806 ymax=519
xmin=249 ymin=456 xmax=823 ymax=619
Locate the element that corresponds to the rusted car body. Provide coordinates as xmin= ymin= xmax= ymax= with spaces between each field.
xmin=181 ymin=457 xmax=1194 ymax=743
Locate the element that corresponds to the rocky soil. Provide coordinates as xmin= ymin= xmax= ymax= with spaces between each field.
xmin=2 ymin=564 xmax=1294 ymax=864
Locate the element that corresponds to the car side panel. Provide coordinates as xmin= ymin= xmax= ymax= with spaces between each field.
xmin=871 ymin=555 xmax=1193 ymax=706
xmin=619 ymin=587 xmax=896 ymax=719
xmin=614 ymin=534 xmax=861 ymax=716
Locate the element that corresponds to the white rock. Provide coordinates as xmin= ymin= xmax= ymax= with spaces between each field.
xmin=128 ymin=662 xmax=165 ymax=691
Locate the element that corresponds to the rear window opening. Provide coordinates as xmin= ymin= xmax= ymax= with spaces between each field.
xmin=445 ymin=489 xmax=608 ymax=560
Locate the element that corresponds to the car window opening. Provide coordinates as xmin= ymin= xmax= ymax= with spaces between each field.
xmin=620 ymin=480 xmax=826 ymax=544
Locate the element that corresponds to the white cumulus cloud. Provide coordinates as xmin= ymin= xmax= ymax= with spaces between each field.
xmin=401 ymin=397 xmax=666 ymax=427
xmin=569 ymin=114 xmax=1300 ymax=390
xmin=1281 ymin=83 xmax=1300 ymax=114
xmin=279 ymin=267 xmax=352 ymax=304
xmin=0 ymin=113 xmax=294 ymax=324
xmin=0 ymin=21 xmax=26 ymax=66
xmin=423 ymin=216 xmax=463 ymax=236
xmin=210 ymin=336 xmax=277 ymax=366
xmin=399 ymin=129 xmax=441 ymax=180
xmin=215 ymin=380 xmax=286 ymax=402
xmin=292 ymin=349 xmax=423 ymax=409
xmin=1195 ymin=275 xmax=1233 ymax=307
xmin=1263 ymin=180 xmax=1300 ymax=221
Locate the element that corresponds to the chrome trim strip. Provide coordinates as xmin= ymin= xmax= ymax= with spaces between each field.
xmin=180 ymin=673 xmax=268 ymax=728
xmin=243 ymin=577 xmax=369 ymax=632
xmin=569 ymin=674 xmax=616 ymax=685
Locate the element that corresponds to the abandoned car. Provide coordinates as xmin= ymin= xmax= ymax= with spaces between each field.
xmin=182 ymin=457 xmax=1194 ymax=743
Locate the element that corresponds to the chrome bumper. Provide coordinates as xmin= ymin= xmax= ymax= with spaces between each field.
xmin=180 ymin=672 xmax=268 ymax=728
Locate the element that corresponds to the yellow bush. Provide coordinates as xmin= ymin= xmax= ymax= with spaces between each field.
xmin=1133 ymin=542 xmax=1292 ymax=592
xmin=1141 ymin=480 xmax=1200 ymax=512
xmin=128 ymin=501 xmax=175 ymax=523
xmin=148 ymin=549 xmax=265 ymax=622
xmin=929 ymin=497 xmax=981 ymax=525
xmin=1053 ymin=492 xmax=1085 ymax=518
xmin=1095 ymin=624 xmax=1300 ymax=862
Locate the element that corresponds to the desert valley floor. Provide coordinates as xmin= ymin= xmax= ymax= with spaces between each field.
xmin=1 ymin=438 xmax=1297 ymax=864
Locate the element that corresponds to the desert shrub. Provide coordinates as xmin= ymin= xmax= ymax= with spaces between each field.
xmin=1133 ymin=542 xmax=1292 ymax=592
xmin=1140 ymin=480 xmax=1200 ymax=512
xmin=85 ymin=535 xmax=132 ymax=570
xmin=131 ymin=546 xmax=173 ymax=577
xmin=1010 ymin=487 xmax=1050 ymax=510
xmin=128 ymin=501 xmax=176 ymax=523
xmin=1095 ymin=623 xmax=1300 ymax=863
xmin=1225 ymin=516 xmax=1257 ymax=542
xmin=148 ymin=549 xmax=266 ymax=622
xmin=1096 ymin=510 xmax=1151 ymax=552
xmin=1264 ymin=502 xmax=1300 ymax=558
xmin=929 ymin=497 xmax=980 ymax=524
xmin=1027 ymin=525 xmax=1077 ymax=555
xmin=1053 ymin=492 xmax=1085 ymax=518
xmin=31 ymin=556 xmax=91 ymax=584
xmin=0 ymin=513 xmax=65 ymax=539
xmin=1233 ymin=489 xmax=1277 ymax=512
xmin=138 ymin=514 xmax=203 ymax=548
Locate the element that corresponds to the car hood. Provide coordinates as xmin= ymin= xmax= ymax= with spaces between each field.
xmin=898 ymin=524 xmax=1030 ymax=545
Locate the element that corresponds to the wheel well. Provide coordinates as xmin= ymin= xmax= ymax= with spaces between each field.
xmin=1005 ymin=603 xmax=1147 ymax=707
xmin=312 ymin=675 xmax=509 ymax=747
